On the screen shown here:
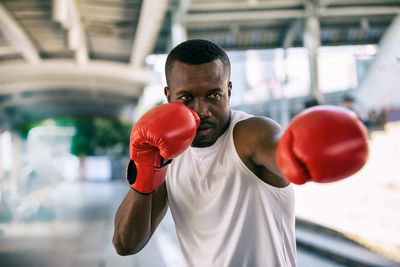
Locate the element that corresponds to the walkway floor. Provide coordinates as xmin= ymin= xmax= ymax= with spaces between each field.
xmin=0 ymin=180 xmax=347 ymax=267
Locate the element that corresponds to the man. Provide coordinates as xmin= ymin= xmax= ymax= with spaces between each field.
xmin=113 ymin=40 xmax=369 ymax=266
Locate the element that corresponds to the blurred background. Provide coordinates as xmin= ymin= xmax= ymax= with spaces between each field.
xmin=0 ymin=0 xmax=400 ymax=266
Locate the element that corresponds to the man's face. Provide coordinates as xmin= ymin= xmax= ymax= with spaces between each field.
xmin=165 ymin=60 xmax=232 ymax=147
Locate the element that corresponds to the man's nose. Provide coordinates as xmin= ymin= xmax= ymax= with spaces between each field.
xmin=191 ymin=99 xmax=211 ymax=119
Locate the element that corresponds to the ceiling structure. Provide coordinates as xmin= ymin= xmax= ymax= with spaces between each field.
xmin=167 ymin=0 xmax=400 ymax=51
xmin=0 ymin=0 xmax=399 ymax=130
xmin=0 ymin=0 xmax=168 ymax=129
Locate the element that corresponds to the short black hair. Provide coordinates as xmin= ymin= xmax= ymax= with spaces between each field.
xmin=165 ymin=39 xmax=231 ymax=85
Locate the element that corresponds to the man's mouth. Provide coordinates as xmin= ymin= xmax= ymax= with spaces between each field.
xmin=196 ymin=128 xmax=212 ymax=136
xmin=196 ymin=124 xmax=214 ymax=137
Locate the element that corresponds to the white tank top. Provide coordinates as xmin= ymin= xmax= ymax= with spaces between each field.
xmin=166 ymin=110 xmax=297 ymax=267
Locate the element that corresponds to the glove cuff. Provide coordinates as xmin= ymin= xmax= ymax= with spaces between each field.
xmin=127 ymin=159 xmax=171 ymax=194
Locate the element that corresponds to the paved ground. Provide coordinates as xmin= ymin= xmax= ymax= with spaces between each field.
xmin=0 ymin=180 xmax=348 ymax=267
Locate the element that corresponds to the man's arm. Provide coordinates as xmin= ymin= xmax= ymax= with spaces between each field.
xmin=233 ymin=116 xmax=287 ymax=187
xmin=234 ymin=106 xmax=369 ymax=185
xmin=112 ymin=103 xmax=199 ymax=255
xmin=112 ymin=182 xmax=168 ymax=255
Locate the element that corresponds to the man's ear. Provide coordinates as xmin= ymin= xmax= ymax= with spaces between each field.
xmin=164 ymin=87 xmax=171 ymax=103
xmin=228 ymin=81 xmax=232 ymax=98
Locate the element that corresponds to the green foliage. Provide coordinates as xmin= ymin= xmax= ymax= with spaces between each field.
xmin=71 ymin=119 xmax=96 ymax=157
xmin=18 ymin=116 xmax=133 ymax=158
xmin=19 ymin=120 xmax=47 ymax=139
xmin=16 ymin=101 xmax=169 ymax=158
xmin=71 ymin=117 xmax=132 ymax=158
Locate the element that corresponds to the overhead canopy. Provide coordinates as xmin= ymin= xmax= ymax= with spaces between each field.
xmin=0 ymin=0 xmax=399 ymax=129
xmin=0 ymin=0 xmax=168 ymax=129
xmin=156 ymin=0 xmax=399 ymax=51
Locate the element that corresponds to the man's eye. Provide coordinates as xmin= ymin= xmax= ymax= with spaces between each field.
xmin=178 ymin=95 xmax=191 ymax=101
xmin=208 ymin=93 xmax=221 ymax=99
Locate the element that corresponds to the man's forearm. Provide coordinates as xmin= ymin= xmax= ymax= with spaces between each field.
xmin=113 ymin=189 xmax=152 ymax=255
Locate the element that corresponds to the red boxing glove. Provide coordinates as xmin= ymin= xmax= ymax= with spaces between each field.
xmin=277 ymin=105 xmax=369 ymax=184
xmin=128 ymin=103 xmax=200 ymax=194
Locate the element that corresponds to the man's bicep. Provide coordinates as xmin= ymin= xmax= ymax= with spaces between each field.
xmin=239 ymin=117 xmax=283 ymax=177
xmin=253 ymin=131 xmax=283 ymax=177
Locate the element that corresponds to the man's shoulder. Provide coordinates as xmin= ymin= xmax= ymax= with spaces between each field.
xmin=233 ymin=113 xmax=281 ymax=133
xmin=233 ymin=114 xmax=282 ymax=147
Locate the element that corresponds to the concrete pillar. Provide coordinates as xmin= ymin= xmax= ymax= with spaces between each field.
xmin=0 ymin=131 xmax=3 ymax=200
xmin=170 ymin=0 xmax=191 ymax=49
xmin=280 ymin=20 xmax=302 ymax=126
xmin=279 ymin=50 xmax=291 ymax=127
xmin=10 ymin=132 xmax=21 ymax=198
xmin=171 ymin=23 xmax=187 ymax=48
xmin=304 ymin=13 xmax=324 ymax=104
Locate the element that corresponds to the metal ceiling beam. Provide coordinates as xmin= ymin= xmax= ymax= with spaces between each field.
xmin=189 ymin=0 xmax=303 ymax=11
xmin=0 ymin=79 xmax=141 ymax=96
xmin=77 ymin=3 xmax=140 ymax=19
xmin=0 ymin=46 xmax=19 ymax=56
xmin=319 ymin=6 xmax=400 ymax=17
xmin=53 ymin=0 xmax=88 ymax=64
xmin=184 ymin=6 xmax=399 ymax=25
xmin=0 ymin=2 xmax=41 ymax=64
xmin=189 ymin=0 xmax=398 ymax=12
xmin=129 ymin=0 xmax=169 ymax=68
xmin=0 ymin=60 xmax=156 ymax=95
xmin=6 ymin=104 xmax=124 ymax=121
xmin=319 ymin=0 xmax=399 ymax=6
xmin=0 ymin=94 xmax=136 ymax=109
xmin=184 ymin=9 xmax=306 ymax=24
